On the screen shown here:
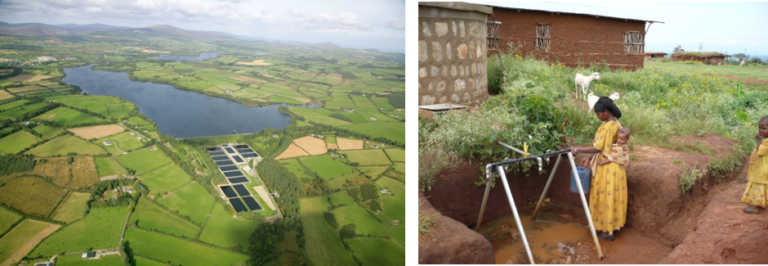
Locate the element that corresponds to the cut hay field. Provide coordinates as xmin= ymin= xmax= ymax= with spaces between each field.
xmin=0 ymin=130 xmax=41 ymax=154
xmin=336 ymin=137 xmax=364 ymax=150
xmin=341 ymin=149 xmax=391 ymax=166
xmin=345 ymin=238 xmax=404 ymax=266
xmin=383 ymin=148 xmax=405 ymax=162
xmin=68 ymin=124 xmax=124 ymax=139
xmin=0 ymin=176 xmax=66 ymax=218
xmin=26 ymin=135 xmax=107 ymax=157
xmin=124 ymin=227 xmax=249 ymax=266
xmin=0 ymin=206 xmax=22 ymax=235
xmin=0 ymin=90 xmax=13 ymax=100
xmin=116 ymin=148 xmax=172 ymax=175
xmin=156 ymin=182 xmax=214 ymax=225
xmin=0 ymin=219 xmax=60 ymax=266
xmin=130 ymin=199 xmax=200 ymax=239
xmin=340 ymin=122 xmax=404 ymax=145
xmin=30 ymin=207 xmax=130 ymax=257
xmin=33 ymin=125 xmax=65 ymax=140
xmin=139 ymin=164 xmax=191 ymax=197
xmin=33 ymin=106 xmax=105 ymax=126
xmin=300 ymin=196 xmax=357 ymax=266
xmin=54 ymin=253 xmax=123 ymax=266
xmin=275 ymin=143 xmax=310 ymax=160
xmin=50 ymin=192 xmax=90 ymax=223
xmin=7 ymin=74 xmax=51 ymax=82
xmin=96 ymin=131 xmax=145 ymax=152
xmin=198 ymin=204 xmax=258 ymax=252
xmin=299 ymin=155 xmax=353 ymax=180
xmin=94 ymin=157 xmax=127 ymax=177
xmin=293 ymin=136 xmax=327 ymax=155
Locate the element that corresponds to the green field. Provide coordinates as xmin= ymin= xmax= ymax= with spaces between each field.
xmin=50 ymin=192 xmax=90 ymax=223
xmin=375 ymin=177 xmax=405 ymax=223
xmin=117 ymin=148 xmax=172 ymax=175
xmin=329 ymin=192 xmax=388 ymax=237
xmin=383 ymin=148 xmax=405 ymax=162
xmin=0 ymin=99 xmax=27 ymax=111
xmin=124 ymin=228 xmax=249 ymax=266
xmin=198 ymin=204 xmax=258 ymax=252
xmin=0 ymin=176 xmax=66 ymax=218
xmin=134 ymin=256 xmax=167 ymax=266
xmin=47 ymin=95 xmax=135 ymax=120
xmin=300 ymin=196 xmax=357 ymax=266
xmin=33 ymin=125 xmax=66 ymax=139
xmin=345 ymin=238 xmax=405 ymax=266
xmin=94 ymin=157 xmax=127 ymax=177
xmin=0 ymin=206 xmax=23 ymax=235
xmin=30 ymin=207 xmax=130 ymax=257
xmin=25 ymin=135 xmax=107 ymax=157
xmin=0 ymin=102 xmax=48 ymax=118
xmin=357 ymin=166 xmax=391 ymax=179
xmin=55 ymin=254 xmax=123 ymax=266
xmin=393 ymin=162 xmax=405 ymax=175
xmin=96 ymin=131 xmax=146 ymax=152
xmin=340 ymin=149 xmax=392 ymax=166
xmin=346 ymin=121 xmax=404 ymax=143
xmin=130 ymin=199 xmax=200 ymax=239
xmin=0 ymin=219 xmax=56 ymax=264
xmin=139 ymin=164 xmax=191 ymax=197
xmin=369 ymin=96 xmax=396 ymax=111
xmin=279 ymin=159 xmax=315 ymax=180
xmin=299 ymin=155 xmax=353 ymax=180
xmin=33 ymin=106 xmax=105 ymax=126
xmin=0 ymin=130 xmax=41 ymax=154
xmin=156 ymin=182 xmax=214 ymax=225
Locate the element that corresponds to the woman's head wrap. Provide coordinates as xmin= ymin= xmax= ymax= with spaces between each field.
xmin=593 ymin=96 xmax=622 ymax=119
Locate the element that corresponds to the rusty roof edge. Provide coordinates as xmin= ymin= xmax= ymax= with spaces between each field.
xmin=474 ymin=2 xmax=665 ymax=24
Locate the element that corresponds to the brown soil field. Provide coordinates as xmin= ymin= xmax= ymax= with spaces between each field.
xmin=0 ymin=222 xmax=61 ymax=266
xmin=31 ymin=157 xmax=70 ymax=185
xmin=71 ymin=156 xmax=99 ymax=189
xmin=327 ymin=143 xmax=339 ymax=150
xmin=293 ymin=136 xmax=327 ymax=155
xmin=0 ymin=50 xmax=18 ymax=54
xmin=68 ymin=124 xmax=124 ymax=139
xmin=235 ymin=59 xmax=273 ymax=66
xmin=7 ymin=85 xmax=48 ymax=93
xmin=141 ymin=49 xmax=170 ymax=54
xmin=229 ymin=76 xmax=259 ymax=82
xmin=275 ymin=143 xmax=310 ymax=160
xmin=0 ymin=176 xmax=66 ymax=218
xmin=337 ymin=137 xmax=364 ymax=150
xmin=7 ymin=74 xmax=52 ymax=82
xmin=0 ymin=90 xmax=13 ymax=101
xmin=31 ymin=156 xmax=98 ymax=189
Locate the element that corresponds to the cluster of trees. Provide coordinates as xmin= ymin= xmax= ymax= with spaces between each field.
xmin=0 ymin=154 xmax=35 ymax=175
xmin=87 ymin=179 xmax=147 ymax=210
xmin=0 ymin=68 xmax=21 ymax=79
xmin=0 ymin=44 xmax=43 ymax=50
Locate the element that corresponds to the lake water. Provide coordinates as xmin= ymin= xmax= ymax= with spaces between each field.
xmin=154 ymin=53 xmax=219 ymax=62
xmin=62 ymin=65 xmax=291 ymax=138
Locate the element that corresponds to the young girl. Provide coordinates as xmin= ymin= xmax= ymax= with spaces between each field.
xmin=597 ymin=127 xmax=630 ymax=166
xmin=741 ymin=115 xmax=768 ymax=214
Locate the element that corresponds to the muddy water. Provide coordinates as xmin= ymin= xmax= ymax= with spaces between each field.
xmin=478 ymin=211 xmax=589 ymax=264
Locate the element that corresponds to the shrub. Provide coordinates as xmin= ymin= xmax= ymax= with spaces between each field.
xmin=680 ymin=163 xmax=707 ymax=195
xmin=323 ymin=212 xmax=338 ymax=229
xmin=340 ymin=224 xmax=356 ymax=238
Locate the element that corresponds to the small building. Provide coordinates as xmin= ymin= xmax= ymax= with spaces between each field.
xmin=379 ymin=188 xmax=392 ymax=195
xmin=671 ymin=52 xmax=731 ymax=65
xmin=369 ymin=117 xmax=378 ymax=121
xmin=82 ymin=251 xmax=96 ymax=259
xmin=102 ymin=141 xmax=113 ymax=146
xmin=644 ymin=52 xmax=668 ymax=59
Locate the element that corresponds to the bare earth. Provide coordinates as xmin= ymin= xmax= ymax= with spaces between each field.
xmin=235 ymin=59 xmax=272 ymax=66
xmin=0 ymin=222 xmax=61 ymax=266
xmin=337 ymin=137 xmax=364 ymax=150
xmin=0 ymin=90 xmax=13 ymax=100
xmin=7 ymin=74 xmax=52 ymax=82
xmin=293 ymin=136 xmax=327 ymax=155
xmin=275 ymin=143 xmax=310 ymax=160
xmin=253 ymin=186 xmax=276 ymax=211
xmin=327 ymin=143 xmax=339 ymax=150
xmin=68 ymin=124 xmax=124 ymax=139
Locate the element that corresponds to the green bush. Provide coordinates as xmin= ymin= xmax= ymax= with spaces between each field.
xmin=340 ymin=224 xmax=356 ymax=238
xmin=323 ymin=212 xmax=338 ymax=229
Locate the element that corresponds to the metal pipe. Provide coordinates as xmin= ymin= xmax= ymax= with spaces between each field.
xmin=497 ymin=166 xmax=535 ymax=264
xmin=566 ymin=152 xmax=604 ymax=260
xmin=475 ymin=164 xmax=494 ymax=231
xmin=531 ymin=154 xmax=562 ymax=219
xmin=498 ymin=141 xmax=544 ymax=174
xmin=488 ymin=148 xmax=571 ymax=169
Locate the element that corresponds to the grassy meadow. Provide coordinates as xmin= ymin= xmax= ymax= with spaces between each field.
xmin=155 ymin=182 xmax=214 ymax=225
xmin=50 ymin=192 xmax=90 ymax=223
xmin=0 ymin=130 xmax=41 ymax=154
xmin=117 ymin=148 xmax=172 ymax=174
xmin=30 ymin=207 xmax=130 ymax=257
xmin=198 ymin=204 xmax=259 ymax=252
xmin=25 ymin=135 xmax=106 ymax=157
xmin=0 ymin=219 xmax=57 ymax=264
xmin=123 ymin=228 xmax=249 ymax=266
xmin=0 ymin=176 xmax=66 ymax=218
xmin=129 ymin=198 xmax=200 ymax=239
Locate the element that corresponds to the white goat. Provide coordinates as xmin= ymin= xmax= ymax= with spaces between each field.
xmin=587 ymin=92 xmax=620 ymax=113
xmin=575 ymin=72 xmax=601 ymax=101
xmin=740 ymin=60 xmax=745 ymax=67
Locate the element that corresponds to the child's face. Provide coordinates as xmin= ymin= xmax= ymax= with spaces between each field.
xmin=617 ymin=132 xmax=630 ymax=145
xmin=760 ymin=121 xmax=768 ymax=138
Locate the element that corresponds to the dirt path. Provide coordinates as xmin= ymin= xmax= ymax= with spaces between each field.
xmin=1 ymin=223 xmax=61 ymax=266
xmin=253 ymin=185 xmax=276 ymax=211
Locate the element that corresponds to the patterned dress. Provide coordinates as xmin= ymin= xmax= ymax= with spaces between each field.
xmin=602 ymin=144 xmax=630 ymax=166
xmin=588 ymin=120 xmax=627 ymax=233
xmin=741 ymin=139 xmax=768 ymax=208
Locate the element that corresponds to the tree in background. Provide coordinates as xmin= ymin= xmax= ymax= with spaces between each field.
xmin=673 ymin=45 xmax=684 ymax=53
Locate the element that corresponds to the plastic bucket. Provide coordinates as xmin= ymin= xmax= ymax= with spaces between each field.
xmin=570 ymin=166 xmax=591 ymax=193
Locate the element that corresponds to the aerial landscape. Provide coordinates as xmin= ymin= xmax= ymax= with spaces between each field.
xmin=0 ymin=1 xmax=405 ymax=265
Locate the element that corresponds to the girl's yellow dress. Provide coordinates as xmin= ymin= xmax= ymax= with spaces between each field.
xmin=741 ymin=139 xmax=768 ymax=208
xmin=588 ymin=120 xmax=627 ymax=232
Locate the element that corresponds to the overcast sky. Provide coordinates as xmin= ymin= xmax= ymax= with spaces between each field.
xmin=469 ymin=1 xmax=768 ymax=56
xmin=0 ymin=0 xmax=405 ymax=53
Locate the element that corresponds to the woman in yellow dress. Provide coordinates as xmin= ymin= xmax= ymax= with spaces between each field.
xmin=572 ymin=96 xmax=626 ymax=241
xmin=741 ymin=115 xmax=768 ymax=214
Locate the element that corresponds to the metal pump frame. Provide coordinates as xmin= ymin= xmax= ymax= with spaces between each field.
xmin=474 ymin=145 xmax=604 ymax=264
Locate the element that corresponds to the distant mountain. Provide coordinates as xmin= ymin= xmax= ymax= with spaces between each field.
xmin=363 ymin=48 xmax=381 ymax=53
xmin=0 ymin=22 xmax=71 ymax=36
xmin=55 ymin=23 xmax=129 ymax=33
xmin=0 ymin=22 xmax=235 ymax=40
xmin=139 ymin=25 xmax=232 ymax=39
xmin=314 ymin=41 xmax=338 ymax=47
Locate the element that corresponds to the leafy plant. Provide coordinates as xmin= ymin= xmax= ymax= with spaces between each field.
xmin=418 ymin=199 xmax=440 ymax=235
xmin=680 ymin=163 xmax=707 ymax=195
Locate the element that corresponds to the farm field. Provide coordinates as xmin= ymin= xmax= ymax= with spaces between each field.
xmin=30 ymin=207 xmax=130 ymax=257
xmin=124 ymin=227 xmax=249 ymax=266
xmin=0 ymin=90 xmax=13 ymax=100
xmin=341 ymin=149 xmax=392 ymax=166
xmin=328 ymin=192 xmax=388 ymax=237
xmin=29 ymin=156 xmax=100 ymax=189
xmin=33 ymin=125 xmax=65 ymax=139
xmin=293 ymin=136 xmax=327 ymax=155
xmin=94 ymin=157 xmax=127 ymax=177
xmin=0 ymin=102 xmax=48 ymax=118
xmin=345 ymin=238 xmax=405 ymax=266
xmin=337 ymin=137 xmax=364 ymax=150
xmin=25 ymin=135 xmax=107 ymax=157
xmin=54 ymin=254 xmax=123 ymax=266
xmin=392 ymin=162 xmax=405 ymax=175
xmin=129 ymin=199 xmax=200 ymax=239
xmin=340 ymin=122 xmax=405 ymax=145
xmin=275 ymin=143 xmax=310 ymax=160
xmin=50 ymin=192 xmax=90 ymax=223
xmin=96 ymin=131 xmax=146 ymax=152
xmin=375 ymin=177 xmax=405 ymax=223
xmin=0 ymin=207 xmax=22 ymax=235
xmin=156 ymin=182 xmax=214 ymax=225
xmin=0 ymin=176 xmax=66 ymax=218
xmin=357 ymin=165 xmax=391 ymax=179
xmin=47 ymin=95 xmax=135 ymax=120
xmin=7 ymin=74 xmax=52 ymax=82
xmin=299 ymin=155 xmax=353 ymax=180
xmin=33 ymin=106 xmax=105 ymax=126
xmin=299 ymin=196 xmax=357 ymax=266
xmin=0 ymin=219 xmax=60 ymax=265
xmin=139 ymin=164 xmax=191 ymax=197
xmin=0 ymin=130 xmax=41 ymax=154
xmin=383 ymin=148 xmax=405 ymax=162
xmin=116 ymin=148 xmax=172 ymax=175
xmin=0 ymin=99 xmax=27 ymax=110
xmin=68 ymin=124 xmax=124 ymax=139
xmin=198 ymin=204 xmax=258 ymax=252
xmin=279 ymin=159 xmax=314 ymax=180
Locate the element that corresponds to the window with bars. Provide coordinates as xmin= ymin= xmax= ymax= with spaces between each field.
xmin=534 ymin=24 xmax=550 ymax=52
xmin=487 ymin=21 xmax=500 ymax=50
xmin=624 ymin=31 xmax=644 ymax=54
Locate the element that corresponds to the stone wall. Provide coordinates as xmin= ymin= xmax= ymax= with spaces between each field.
xmin=418 ymin=2 xmax=491 ymax=106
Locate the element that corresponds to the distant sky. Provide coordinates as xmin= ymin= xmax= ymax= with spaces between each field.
xmin=469 ymin=1 xmax=768 ymax=56
xmin=0 ymin=0 xmax=405 ymax=53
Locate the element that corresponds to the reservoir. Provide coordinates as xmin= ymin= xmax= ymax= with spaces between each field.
xmin=62 ymin=65 xmax=291 ymax=139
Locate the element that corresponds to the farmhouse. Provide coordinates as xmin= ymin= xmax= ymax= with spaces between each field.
xmin=645 ymin=52 xmax=668 ymax=59
xmin=671 ymin=52 xmax=730 ymax=65
xmin=82 ymin=251 xmax=96 ymax=259
xmin=480 ymin=2 xmax=664 ymax=70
